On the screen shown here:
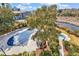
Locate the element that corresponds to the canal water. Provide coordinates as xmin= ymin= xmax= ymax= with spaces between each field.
xmin=56 ymin=22 xmax=79 ymax=31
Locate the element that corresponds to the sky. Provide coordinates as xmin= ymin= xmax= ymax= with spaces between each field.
xmin=10 ymin=3 xmax=52 ymax=11
xmin=57 ymin=3 xmax=79 ymax=9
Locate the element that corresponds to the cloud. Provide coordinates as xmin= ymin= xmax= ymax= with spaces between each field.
xmin=28 ymin=5 xmax=33 ymax=8
xmin=40 ymin=3 xmax=56 ymax=6
xmin=47 ymin=3 xmax=56 ymax=5
xmin=16 ymin=4 xmax=36 ymax=10
xmin=14 ymin=3 xmax=53 ymax=11
xmin=26 ymin=3 xmax=31 ymax=5
xmin=16 ymin=4 xmax=34 ymax=10
xmin=57 ymin=4 xmax=71 ymax=9
xmin=16 ymin=4 xmax=27 ymax=10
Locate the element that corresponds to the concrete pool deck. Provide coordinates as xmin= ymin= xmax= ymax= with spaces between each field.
xmin=4 ymin=39 xmax=38 ymax=55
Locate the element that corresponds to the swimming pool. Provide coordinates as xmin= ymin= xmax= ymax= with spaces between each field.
xmin=7 ymin=28 xmax=34 ymax=46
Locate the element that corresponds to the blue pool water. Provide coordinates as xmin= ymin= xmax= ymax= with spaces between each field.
xmin=7 ymin=29 xmax=33 ymax=46
xmin=18 ymin=30 xmax=33 ymax=44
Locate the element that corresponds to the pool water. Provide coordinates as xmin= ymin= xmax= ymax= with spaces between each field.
xmin=7 ymin=29 xmax=34 ymax=46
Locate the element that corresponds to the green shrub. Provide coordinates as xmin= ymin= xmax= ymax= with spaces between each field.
xmin=40 ymin=50 xmax=52 ymax=56
xmin=64 ymin=41 xmax=79 ymax=56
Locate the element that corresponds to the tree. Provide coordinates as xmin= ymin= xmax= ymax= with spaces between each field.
xmin=0 ymin=8 xmax=15 ymax=35
xmin=57 ymin=9 xmax=79 ymax=17
xmin=26 ymin=5 xmax=59 ymax=55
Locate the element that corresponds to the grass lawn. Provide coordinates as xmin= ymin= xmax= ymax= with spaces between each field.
xmin=56 ymin=27 xmax=79 ymax=46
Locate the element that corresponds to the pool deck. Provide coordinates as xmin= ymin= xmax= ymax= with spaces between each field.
xmin=4 ymin=39 xmax=38 ymax=55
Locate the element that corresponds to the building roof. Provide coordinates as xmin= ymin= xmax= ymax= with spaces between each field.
xmin=13 ymin=10 xmax=30 ymax=13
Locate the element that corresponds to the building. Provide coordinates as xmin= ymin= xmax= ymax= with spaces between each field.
xmin=0 ymin=3 xmax=31 ymax=22
xmin=13 ymin=10 xmax=31 ymax=20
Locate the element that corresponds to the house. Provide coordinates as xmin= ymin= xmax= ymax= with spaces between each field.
xmin=13 ymin=10 xmax=30 ymax=20
xmin=12 ymin=7 xmax=31 ymax=20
